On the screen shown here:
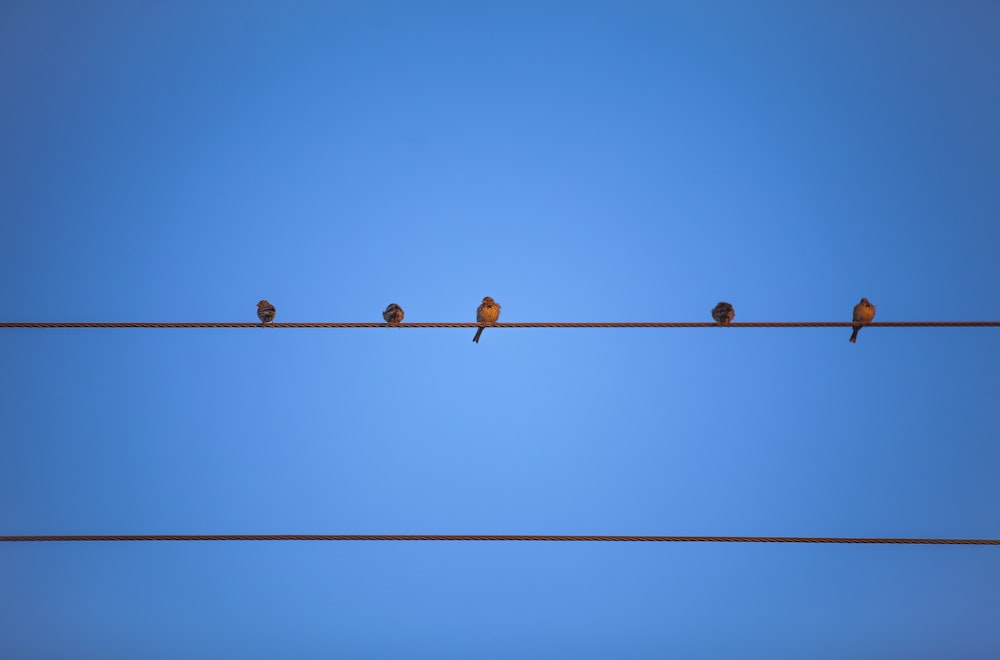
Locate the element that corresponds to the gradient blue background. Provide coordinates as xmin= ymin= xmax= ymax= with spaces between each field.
xmin=2 ymin=1 xmax=999 ymax=657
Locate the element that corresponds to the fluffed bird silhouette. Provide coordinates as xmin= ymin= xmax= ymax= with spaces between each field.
xmin=382 ymin=303 xmax=404 ymax=326
xmin=712 ymin=302 xmax=735 ymax=326
xmin=849 ymin=298 xmax=875 ymax=343
xmin=256 ymin=300 xmax=276 ymax=325
xmin=473 ymin=296 xmax=500 ymax=343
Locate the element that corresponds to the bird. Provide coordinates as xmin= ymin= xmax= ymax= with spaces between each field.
xmin=473 ymin=296 xmax=500 ymax=343
xmin=849 ymin=297 xmax=875 ymax=343
xmin=382 ymin=303 xmax=404 ymax=326
xmin=256 ymin=300 xmax=276 ymax=325
xmin=712 ymin=302 xmax=735 ymax=326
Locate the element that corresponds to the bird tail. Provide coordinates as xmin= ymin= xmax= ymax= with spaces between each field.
xmin=849 ymin=326 xmax=860 ymax=343
xmin=473 ymin=327 xmax=484 ymax=343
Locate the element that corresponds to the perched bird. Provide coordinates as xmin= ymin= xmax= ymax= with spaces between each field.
xmin=473 ymin=296 xmax=501 ymax=343
xmin=849 ymin=297 xmax=876 ymax=343
xmin=256 ymin=300 xmax=276 ymax=325
xmin=382 ymin=303 xmax=404 ymax=326
xmin=712 ymin=302 xmax=735 ymax=326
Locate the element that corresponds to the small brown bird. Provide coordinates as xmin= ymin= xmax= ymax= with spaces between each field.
xmin=473 ymin=296 xmax=500 ymax=343
xmin=849 ymin=297 xmax=875 ymax=343
xmin=256 ymin=300 xmax=276 ymax=324
xmin=712 ymin=302 xmax=735 ymax=326
xmin=382 ymin=303 xmax=404 ymax=326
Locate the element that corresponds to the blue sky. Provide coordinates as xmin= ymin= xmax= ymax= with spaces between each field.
xmin=2 ymin=1 xmax=999 ymax=657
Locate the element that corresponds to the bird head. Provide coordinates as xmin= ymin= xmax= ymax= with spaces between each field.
xmin=257 ymin=300 xmax=271 ymax=308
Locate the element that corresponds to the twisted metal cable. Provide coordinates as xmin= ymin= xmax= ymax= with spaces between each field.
xmin=2 ymin=534 xmax=997 ymax=545
xmin=1 ymin=322 xmax=998 ymax=329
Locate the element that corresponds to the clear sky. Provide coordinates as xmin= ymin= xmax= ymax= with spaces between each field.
xmin=2 ymin=1 xmax=999 ymax=657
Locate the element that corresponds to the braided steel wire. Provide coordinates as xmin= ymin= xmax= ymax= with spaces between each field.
xmin=1 ymin=321 xmax=998 ymax=329
xmin=2 ymin=534 xmax=997 ymax=544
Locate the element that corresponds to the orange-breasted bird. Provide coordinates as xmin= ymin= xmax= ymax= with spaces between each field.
xmin=473 ymin=297 xmax=500 ymax=343
xmin=849 ymin=298 xmax=875 ymax=343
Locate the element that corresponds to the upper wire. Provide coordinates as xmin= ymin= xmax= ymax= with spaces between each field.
xmin=1 ymin=322 xmax=998 ymax=329
xmin=2 ymin=534 xmax=998 ymax=545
